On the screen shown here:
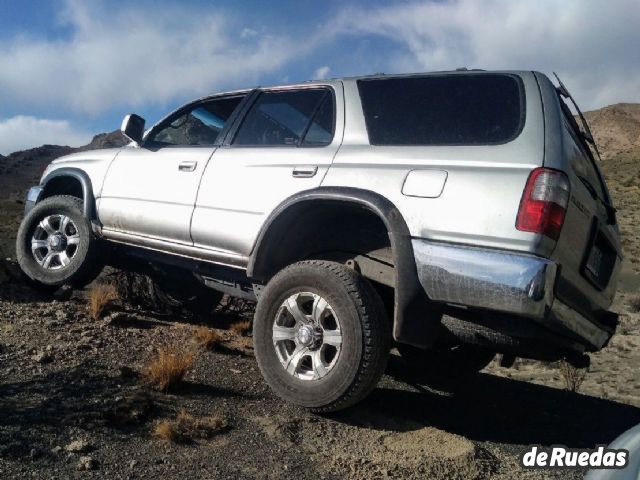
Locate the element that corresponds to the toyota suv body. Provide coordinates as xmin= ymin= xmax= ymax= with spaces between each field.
xmin=17 ymin=70 xmax=621 ymax=411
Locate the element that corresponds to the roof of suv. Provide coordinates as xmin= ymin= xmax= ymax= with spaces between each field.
xmin=210 ymin=69 xmax=534 ymax=97
xmin=297 ymin=68 xmax=532 ymax=85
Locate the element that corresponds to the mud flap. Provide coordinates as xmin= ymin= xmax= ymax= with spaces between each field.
xmin=391 ymin=228 xmax=443 ymax=349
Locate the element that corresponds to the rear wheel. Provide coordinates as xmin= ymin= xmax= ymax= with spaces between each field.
xmin=16 ymin=195 xmax=103 ymax=288
xmin=254 ymin=260 xmax=390 ymax=412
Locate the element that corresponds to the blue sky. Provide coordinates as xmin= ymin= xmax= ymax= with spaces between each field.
xmin=1 ymin=0 xmax=639 ymax=154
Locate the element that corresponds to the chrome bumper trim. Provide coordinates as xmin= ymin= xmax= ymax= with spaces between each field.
xmin=547 ymin=300 xmax=611 ymax=350
xmin=412 ymin=240 xmax=613 ymax=349
xmin=413 ymin=240 xmax=556 ymax=319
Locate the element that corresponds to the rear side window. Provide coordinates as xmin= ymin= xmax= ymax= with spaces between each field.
xmin=358 ymin=74 xmax=524 ymax=146
xmin=233 ymin=88 xmax=335 ymax=147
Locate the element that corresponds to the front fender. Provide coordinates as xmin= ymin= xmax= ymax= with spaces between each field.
xmin=40 ymin=167 xmax=96 ymax=219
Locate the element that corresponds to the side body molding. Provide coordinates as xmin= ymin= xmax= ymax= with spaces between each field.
xmin=247 ymin=186 xmax=443 ymax=347
xmin=41 ymin=167 xmax=96 ymax=219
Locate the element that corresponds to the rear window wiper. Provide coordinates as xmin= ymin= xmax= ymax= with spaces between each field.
xmin=553 ymin=73 xmax=602 ymax=161
xmin=554 ymin=73 xmax=616 ymax=225
xmin=578 ymin=175 xmax=598 ymax=200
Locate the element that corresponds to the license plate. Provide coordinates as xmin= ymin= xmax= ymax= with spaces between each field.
xmin=586 ymin=245 xmax=604 ymax=278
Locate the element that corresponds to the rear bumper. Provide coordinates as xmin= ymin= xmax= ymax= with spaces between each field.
xmin=412 ymin=240 xmax=616 ymax=351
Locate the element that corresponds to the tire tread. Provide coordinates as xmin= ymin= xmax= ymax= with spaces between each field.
xmin=254 ymin=260 xmax=390 ymax=412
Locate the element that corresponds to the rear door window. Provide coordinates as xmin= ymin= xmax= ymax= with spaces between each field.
xmin=233 ymin=88 xmax=335 ymax=147
xmin=357 ymin=74 xmax=524 ymax=146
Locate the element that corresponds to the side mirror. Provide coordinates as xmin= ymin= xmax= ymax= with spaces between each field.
xmin=121 ymin=113 xmax=145 ymax=145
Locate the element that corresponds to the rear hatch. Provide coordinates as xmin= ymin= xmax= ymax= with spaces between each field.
xmin=548 ymin=74 xmax=622 ymax=327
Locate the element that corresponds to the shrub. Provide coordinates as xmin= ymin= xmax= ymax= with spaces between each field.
xmin=88 ymin=283 xmax=118 ymax=320
xmin=237 ymin=336 xmax=253 ymax=350
xmin=229 ymin=319 xmax=252 ymax=336
xmin=144 ymin=347 xmax=194 ymax=392
xmin=153 ymin=420 xmax=178 ymax=442
xmin=193 ymin=327 xmax=221 ymax=350
xmin=153 ymin=410 xmax=227 ymax=443
xmin=558 ymin=360 xmax=587 ymax=393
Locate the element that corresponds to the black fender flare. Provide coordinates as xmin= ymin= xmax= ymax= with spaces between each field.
xmin=248 ymin=186 xmax=442 ymax=347
xmin=40 ymin=167 xmax=96 ymax=220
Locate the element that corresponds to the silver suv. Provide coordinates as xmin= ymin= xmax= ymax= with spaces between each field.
xmin=16 ymin=70 xmax=621 ymax=411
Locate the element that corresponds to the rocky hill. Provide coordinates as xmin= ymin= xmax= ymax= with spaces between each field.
xmin=0 ymin=132 xmax=127 ymax=199
xmin=582 ymin=103 xmax=640 ymax=159
xmin=584 ymin=104 xmax=640 ymax=274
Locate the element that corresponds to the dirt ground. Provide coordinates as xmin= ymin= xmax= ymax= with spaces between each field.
xmin=1 ymin=122 xmax=640 ymax=479
xmin=3 ymin=279 xmax=639 ymax=480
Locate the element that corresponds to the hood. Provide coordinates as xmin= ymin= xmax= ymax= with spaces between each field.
xmin=50 ymin=147 xmax=123 ymax=165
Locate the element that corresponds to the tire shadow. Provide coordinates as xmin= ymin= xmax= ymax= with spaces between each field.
xmin=332 ymin=356 xmax=640 ymax=449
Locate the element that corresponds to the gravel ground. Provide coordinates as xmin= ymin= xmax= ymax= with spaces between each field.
xmin=1 ymin=274 xmax=639 ymax=479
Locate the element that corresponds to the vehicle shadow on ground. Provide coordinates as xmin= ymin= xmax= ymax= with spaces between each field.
xmin=333 ymin=356 xmax=640 ymax=449
xmin=0 ymin=362 xmax=248 ymax=460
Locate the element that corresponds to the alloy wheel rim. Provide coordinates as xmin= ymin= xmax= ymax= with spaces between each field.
xmin=31 ymin=214 xmax=80 ymax=270
xmin=272 ymin=291 xmax=343 ymax=381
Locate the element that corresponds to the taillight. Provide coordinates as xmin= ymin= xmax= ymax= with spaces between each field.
xmin=516 ymin=168 xmax=570 ymax=241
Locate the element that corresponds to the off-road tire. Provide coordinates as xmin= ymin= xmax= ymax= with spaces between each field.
xmin=254 ymin=260 xmax=390 ymax=412
xmin=16 ymin=195 xmax=103 ymax=288
xmin=398 ymin=342 xmax=495 ymax=381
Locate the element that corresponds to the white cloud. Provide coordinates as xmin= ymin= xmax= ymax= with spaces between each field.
xmin=0 ymin=0 xmax=314 ymax=115
xmin=241 ymin=28 xmax=258 ymax=39
xmin=332 ymin=0 xmax=640 ymax=110
xmin=313 ymin=66 xmax=331 ymax=79
xmin=0 ymin=116 xmax=91 ymax=155
xmin=0 ymin=0 xmax=638 ymax=127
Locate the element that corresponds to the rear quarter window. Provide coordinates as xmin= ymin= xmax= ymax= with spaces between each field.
xmin=358 ymin=74 xmax=525 ymax=146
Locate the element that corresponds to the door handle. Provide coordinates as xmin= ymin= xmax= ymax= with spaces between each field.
xmin=292 ymin=166 xmax=318 ymax=178
xmin=178 ymin=161 xmax=197 ymax=172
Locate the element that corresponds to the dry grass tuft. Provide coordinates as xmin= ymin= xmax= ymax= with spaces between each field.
xmin=88 ymin=283 xmax=118 ymax=320
xmin=229 ymin=319 xmax=252 ymax=336
xmin=154 ymin=419 xmax=178 ymax=442
xmin=237 ymin=336 xmax=254 ymax=350
xmin=153 ymin=410 xmax=227 ymax=443
xmin=558 ymin=360 xmax=588 ymax=393
xmin=193 ymin=326 xmax=221 ymax=350
xmin=144 ymin=347 xmax=194 ymax=392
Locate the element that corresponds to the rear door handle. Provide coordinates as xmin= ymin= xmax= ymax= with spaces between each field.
xmin=178 ymin=161 xmax=197 ymax=172
xmin=292 ymin=166 xmax=318 ymax=178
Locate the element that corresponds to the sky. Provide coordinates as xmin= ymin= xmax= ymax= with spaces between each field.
xmin=0 ymin=0 xmax=639 ymax=154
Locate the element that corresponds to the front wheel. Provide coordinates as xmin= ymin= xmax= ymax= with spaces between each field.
xmin=253 ymin=260 xmax=390 ymax=412
xmin=16 ymin=195 xmax=103 ymax=288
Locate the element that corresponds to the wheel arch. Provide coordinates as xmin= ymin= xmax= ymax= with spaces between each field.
xmin=248 ymin=186 xmax=442 ymax=347
xmin=40 ymin=167 xmax=96 ymax=219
